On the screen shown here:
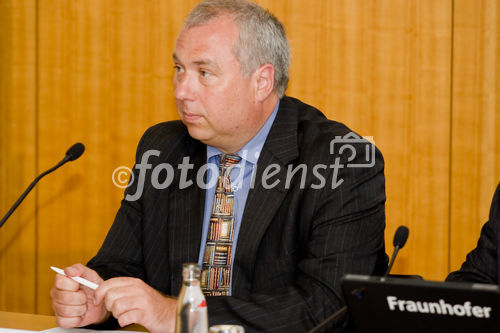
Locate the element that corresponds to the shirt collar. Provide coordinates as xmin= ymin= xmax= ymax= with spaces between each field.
xmin=207 ymin=100 xmax=280 ymax=164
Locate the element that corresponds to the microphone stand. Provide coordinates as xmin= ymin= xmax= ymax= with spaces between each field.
xmin=307 ymin=225 xmax=410 ymax=333
xmin=0 ymin=158 xmax=68 ymax=228
xmin=308 ymin=305 xmax=348 ymax=333
xmin=0 ymin=143 xmax=84 ymax=228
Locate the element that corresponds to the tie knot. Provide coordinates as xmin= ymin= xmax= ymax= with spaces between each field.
xmin=219 ymin=154 xmax=241 ymax=167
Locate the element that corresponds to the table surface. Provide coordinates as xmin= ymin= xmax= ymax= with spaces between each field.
xmin=0 ymin=311 xmax=56 ymax=331
xmin=0 ymin=311 xmax=146 ymax=331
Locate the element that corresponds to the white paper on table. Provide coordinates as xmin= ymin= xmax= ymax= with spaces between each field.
xmin=0 ymin=329 xmax=37 ymax=333
xmin=41 ymin=328 xmax=144 ymax=333
xmin=0 ymin=326 xmax=144 ymax=333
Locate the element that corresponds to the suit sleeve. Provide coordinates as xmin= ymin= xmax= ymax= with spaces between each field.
xmin=86 ymin=129 xmax=154 ymax=280
xmin=446 ymin=183 xmax=500 ymax=284
xmin=206 ymin=141 xmax=387 ymax=332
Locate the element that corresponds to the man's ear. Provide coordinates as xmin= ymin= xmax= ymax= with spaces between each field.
xmin=253 ymin=64 xmax=275 ymax=102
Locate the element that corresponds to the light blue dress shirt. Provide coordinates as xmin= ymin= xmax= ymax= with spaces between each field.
xmin=197 ymin=101 xmax=279 ymax=294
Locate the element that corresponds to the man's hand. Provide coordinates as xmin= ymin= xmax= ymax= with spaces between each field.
xmin=94 ymin=277 xmax=177 ymax=333
xmin=50 ymin=263 xmax=109 ymax=328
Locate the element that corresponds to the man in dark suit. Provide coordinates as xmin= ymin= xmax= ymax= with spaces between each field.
xmin=50 ymin=0 xmax=387 ymax=332
xmin=447 ymin=183 xmax=500 ymax=283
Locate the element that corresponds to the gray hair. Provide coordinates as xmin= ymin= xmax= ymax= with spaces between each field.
xmin=184 ymin=0 xmax=290 ymax=98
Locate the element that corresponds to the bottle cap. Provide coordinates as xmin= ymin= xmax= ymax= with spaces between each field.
xmin=209 ymin=325 xmax=245 ymax=333
xmin=182 ymin=262 xmax=201 ymax=281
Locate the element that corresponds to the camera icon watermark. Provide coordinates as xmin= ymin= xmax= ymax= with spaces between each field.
xmin=330 ymin=132 xmax=375 ymax=168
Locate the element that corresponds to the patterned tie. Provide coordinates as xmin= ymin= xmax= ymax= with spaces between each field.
xmin=201 ymin=154 xmax=241 ymax=296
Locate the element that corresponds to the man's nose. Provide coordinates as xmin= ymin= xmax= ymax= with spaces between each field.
xmin=174 ymin=74 xmax=195 ymax=101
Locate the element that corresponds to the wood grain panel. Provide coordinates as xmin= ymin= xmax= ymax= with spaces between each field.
xmin=0 ymin=0 xmax=37 ymax=312
xmin=0 ymin=0 xmax=498 ymax=315
xmin=376 ymin=0 xmax=452 ymax=280
xmin=35 ymin=0 xmax=200 ymax=314
xmin=450 ymin=0 xmax=500 ymax=272
xmin=266 ymin=0 xmax=452 ymax=279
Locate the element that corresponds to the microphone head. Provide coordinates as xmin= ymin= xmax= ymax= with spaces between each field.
xmin=393 ymin=225 xmax=409 ymax=249
xmin=65 ymin=143 xmax=85 ymax=161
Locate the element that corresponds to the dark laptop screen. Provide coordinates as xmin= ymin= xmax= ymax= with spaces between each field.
xmin=341 ymin=274 xmax=500 ymax=333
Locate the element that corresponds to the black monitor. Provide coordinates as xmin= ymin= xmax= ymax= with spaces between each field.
xmin=341 ymin=274 xmax=500 ymax=333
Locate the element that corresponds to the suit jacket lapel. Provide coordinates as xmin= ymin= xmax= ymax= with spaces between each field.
xmin=167 ymin=133 xmax=206 ymax=295
xmin=232 ymin=97 xmax=300 ymax=294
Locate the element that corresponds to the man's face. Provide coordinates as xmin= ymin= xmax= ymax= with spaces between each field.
xmin=173 ymin=17 xmax=262 ymax=153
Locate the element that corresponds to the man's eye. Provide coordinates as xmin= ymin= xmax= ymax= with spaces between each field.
xmin=173 ymin=65 xmax=184 ymax=73
xmin=200 ymin=70 xmax=211 ymax=77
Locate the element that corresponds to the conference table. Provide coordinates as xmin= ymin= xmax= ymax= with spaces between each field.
xmin=0 ymin=311 xmax=146 ymax=331
xmin=0 ymin=311 xmax=56 ymax=331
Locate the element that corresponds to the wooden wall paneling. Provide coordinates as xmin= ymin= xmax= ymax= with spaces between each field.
xmin=286 ymin=0 xmax=374 ymax=128
xmin=35 ymin=0 xmax=127 ymax=314
xmin=449 ymin=0 xmax=500 ymax=272
xmin=378 ymin=0 xmax=452 ymax=280
xmin=1 ymin=0 xmax=497 ymax=315
xmin=34 ymin=0 xmax=201 ymax=314
xmin=36 ymin=0 xmax=110 ymax=314
xmin=346 ymin=0 xmax=452 ymax=280
xmin=0 ymin=0 xmax=37 ymax=312
xmin=269 ymin=0 xmax=452 ymax=279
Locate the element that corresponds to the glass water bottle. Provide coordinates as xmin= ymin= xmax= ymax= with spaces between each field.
xmin=175 ymin=263 xmax=208 ymax=333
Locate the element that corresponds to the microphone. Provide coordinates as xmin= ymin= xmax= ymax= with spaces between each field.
xmin=64 ymin=142 xmax=85 ymax=162
xmin=307 ymin=225 xmax=410 ymax=333
xmin=384 ymin=225 xmax=409 ymax=276
xmin=0 ymin=143 xmax=85 ymax=228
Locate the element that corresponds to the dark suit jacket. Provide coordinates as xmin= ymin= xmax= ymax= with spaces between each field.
xmin=87 ymin=96 xmax=387 ymax=332
xmin=447 ymin=183 xmax=500 ymax=284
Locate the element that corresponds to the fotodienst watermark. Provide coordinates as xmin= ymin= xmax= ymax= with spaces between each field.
xmin=111 ymin=132 xmax=376 ymax=201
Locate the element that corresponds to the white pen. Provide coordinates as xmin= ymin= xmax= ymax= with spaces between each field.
xmin=50 ymin=266 xmax=99 ymax=290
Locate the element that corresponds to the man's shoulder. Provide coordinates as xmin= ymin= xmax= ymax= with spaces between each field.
xmin=137 ymin=120 xmax=188 ymax=149
xmin=276 ymin=96 xmax=383 ymax=171
xmin=142 ymin=120 xmax=187 ymax=141
xmin=132 ymin=120 xmax=202 ymax=162
xmin=491 ymin=182 xmax=500 ymax=222
xmin=280 ymin=96 xmax=363 ymax=143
